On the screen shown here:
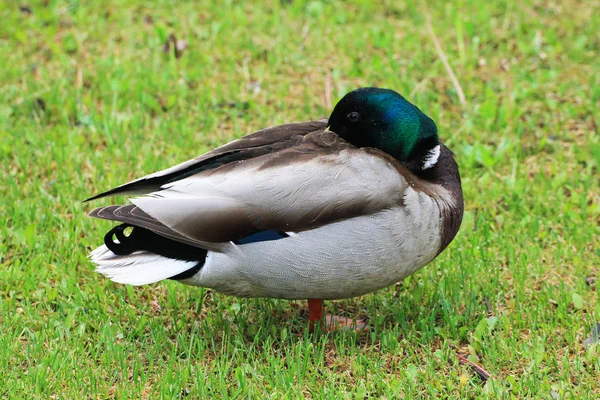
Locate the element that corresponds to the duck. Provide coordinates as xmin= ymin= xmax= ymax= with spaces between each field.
xmin=86 ymin=87 xmax=464 ymax=331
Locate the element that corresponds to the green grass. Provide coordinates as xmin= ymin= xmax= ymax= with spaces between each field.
xmin=1 ymin=0 xmax=599 ymax=398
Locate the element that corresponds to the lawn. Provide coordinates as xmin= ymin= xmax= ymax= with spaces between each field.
xmin=1 ymin=0 xmax=599 ymax=398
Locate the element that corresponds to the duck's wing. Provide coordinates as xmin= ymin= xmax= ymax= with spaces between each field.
xmin=88 ymin=125 xmax=411 ymax=247
xmin=85 ymin=120 xmax=328 ymax=202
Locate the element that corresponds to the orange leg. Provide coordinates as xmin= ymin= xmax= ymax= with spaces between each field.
xmin=307 ymin=299 xmax=368 ymax=332
xmin=308 ymin=299 xmax=324 ymax=332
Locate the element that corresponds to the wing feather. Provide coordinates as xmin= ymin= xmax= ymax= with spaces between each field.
xmin=127 ymin=131 xmax=409 ymax=243
xmin=87 ymin=121 xmax=412 ymax=248
xmin=88 ymin=204 xmax=225 ymax=251
xmin=85 ymin=120 xmax=328 ymax=201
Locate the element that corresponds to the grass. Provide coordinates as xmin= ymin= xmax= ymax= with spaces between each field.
xmin=1 ymin=0 xmax=599 ymax=397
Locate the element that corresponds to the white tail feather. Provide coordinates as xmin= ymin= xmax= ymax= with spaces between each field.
xmin=90 ymin=245 xmax=198 ymax=286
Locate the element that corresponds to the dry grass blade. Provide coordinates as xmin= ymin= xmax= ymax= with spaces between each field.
xmin=423 ymin=7 xmax=467 ymax=107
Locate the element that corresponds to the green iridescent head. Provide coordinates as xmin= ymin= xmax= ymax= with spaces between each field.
xmin=328 ymin=88 xmax=439 ymax=170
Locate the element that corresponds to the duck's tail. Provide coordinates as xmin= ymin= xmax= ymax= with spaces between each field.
xmin=89 ymin=245 xmax=200 ymax=285
xmin=89 ymin=223 xmax=207 ymax=286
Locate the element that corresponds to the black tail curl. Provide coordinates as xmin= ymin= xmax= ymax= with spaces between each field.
xmin=103 ymin=223 xmax=207 ymax=280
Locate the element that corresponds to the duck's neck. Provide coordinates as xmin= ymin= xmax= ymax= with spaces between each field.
xmin=410 ymin=144 xmax=464 ymax=254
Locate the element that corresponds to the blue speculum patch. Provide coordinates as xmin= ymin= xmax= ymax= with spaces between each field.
xmin=234 ymin=230 xmax=290 ymax=245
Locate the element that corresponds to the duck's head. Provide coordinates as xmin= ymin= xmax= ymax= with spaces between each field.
xmin=328 ymin=87 xmax=440 ymax=172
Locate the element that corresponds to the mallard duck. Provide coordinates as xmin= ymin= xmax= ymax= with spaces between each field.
xmin=86 ymin=88 xmax=464 ymax=331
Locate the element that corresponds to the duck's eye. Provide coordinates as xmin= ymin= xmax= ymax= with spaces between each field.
xmin=347 ymin=112 xmax=360 ymax=122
